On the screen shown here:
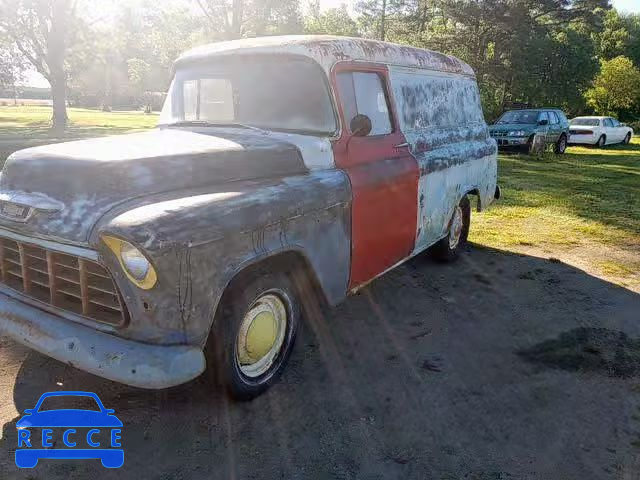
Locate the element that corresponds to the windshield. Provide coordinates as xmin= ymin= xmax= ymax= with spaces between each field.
xmin=496 ymin=110 xmax=539 ymax=124
xmin=570 ymin=118 xmax=600 ymax=126
xmin=159 ymin=56 xmax=336 ymax=135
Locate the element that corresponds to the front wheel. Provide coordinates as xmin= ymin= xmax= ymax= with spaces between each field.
xmin=432 ymin=195 xmax=471 ymax=262
xmin=623 ymin=133 xmax=632 ymax=145
xmin=210 ymin=270 xmax=300 ymax=400
xmin=554 ymin=134 xmax=567 ymax=154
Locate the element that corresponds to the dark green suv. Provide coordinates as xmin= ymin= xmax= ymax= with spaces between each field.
xmin=489 ymin=108 xmax=570 ymax=154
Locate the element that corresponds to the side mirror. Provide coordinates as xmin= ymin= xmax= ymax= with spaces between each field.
xmin=350 ymin=114 xmax=372 ymax=137
xmin=23 ymin=409 xmax=33 ymax=414
xmin=538 ymin=119 xmax=549 ymax=126
xmin=105 ymin=409 xmax=115 ymax=414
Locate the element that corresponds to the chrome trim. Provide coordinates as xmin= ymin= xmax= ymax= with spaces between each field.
xmin=0 ymin=227 xmax=99 ymax=261
xmin=0 ymin=203 xmax=34 ymax=223
xmin=0 ymin=190 xmax=64 ymax=212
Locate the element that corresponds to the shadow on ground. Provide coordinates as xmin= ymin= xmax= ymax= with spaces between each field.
xmin=519 ymin=327 xmax=640 ymax=378
xmin=1 ymin=245 xmax=639 ymax=479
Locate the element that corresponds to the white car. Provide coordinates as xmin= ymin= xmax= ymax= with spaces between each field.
xmin=569 ymin=116 xmax=633 ymax=147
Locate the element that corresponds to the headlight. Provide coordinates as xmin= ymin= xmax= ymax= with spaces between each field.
xmin=508 ymin=130 xmax=526 ymax=136
xmin=120 ymin=242 xmax=150 ymax=281
xmin=101 ymin=235 xmax=157 ymax=289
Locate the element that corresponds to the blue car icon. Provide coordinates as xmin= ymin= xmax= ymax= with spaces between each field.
xmin=15 ymin=391 xmax=123 ymax=468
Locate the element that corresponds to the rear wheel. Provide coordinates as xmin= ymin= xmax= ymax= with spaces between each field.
xmin=554 ymin=134 xmax=567 ymax=154
xmin=597 ymin=135 xmax=606 ymax=148
xmin=209 ymin=270 xmax=300 ymax=400
xmin=432 ymin=195 xmax=471 ymax=262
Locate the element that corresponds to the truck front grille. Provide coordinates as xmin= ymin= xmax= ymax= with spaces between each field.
xmin=0 ymin=237 xmax=127 ymax=326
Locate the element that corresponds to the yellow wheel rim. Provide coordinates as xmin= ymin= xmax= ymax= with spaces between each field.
xmin=449 ymin=205 xmax=464 ymax=249
xmin=236 ymin=293 xmax=288 ymax=378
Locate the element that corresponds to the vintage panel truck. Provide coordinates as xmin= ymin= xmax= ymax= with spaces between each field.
xmin=0 ymin=36 xmax=499 ymax=399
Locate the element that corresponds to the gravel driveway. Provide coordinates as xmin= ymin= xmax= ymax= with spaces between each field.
xmin=1 ymin=245 xmax=638 ymax=479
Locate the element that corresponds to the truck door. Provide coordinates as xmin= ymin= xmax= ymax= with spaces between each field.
xmin=332 ymin=64 xmax=420 ymax=288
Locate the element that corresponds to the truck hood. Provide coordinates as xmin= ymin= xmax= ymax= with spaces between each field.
xmin=0 ymin=128 xmax=306 ymax=243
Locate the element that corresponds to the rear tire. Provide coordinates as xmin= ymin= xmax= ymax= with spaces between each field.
xmin=209 ymin=270 xmax=300 ymax=400
xmin=432 ymin=195 xmax=471 ymax=262
xmin=597 ymin=135 xmax=606 ymax=148
xmin=554 ymin=134 xmax=567 ymax=154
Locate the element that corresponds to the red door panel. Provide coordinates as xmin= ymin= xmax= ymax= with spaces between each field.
xmin=331 ymin=63 xmax=420 ymax=289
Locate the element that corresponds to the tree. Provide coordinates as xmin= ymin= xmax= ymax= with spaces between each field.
xmin=596 ymin=9 xmax=631 ymax=60
xmin=304 ymin=2 xmax=360 ymax=36
xmin=585 ymin=56 xmax=640 ymax=118
xmin=0 ymin=37 xmax=26 ymax=90
xmin=0 ymin=0 xmax=84 ymax=131
xmin=385 ymin=0 xmax=609 ymax=118
xmin=356 ymin=0 xmax=406 ymax=40
xmin=196 ymin=0 xmax=302 ymax=39
xmin=67 ymin=1 xmax=209 ymax=110
xmin=127 ymin=58 xmax=152 ymax=110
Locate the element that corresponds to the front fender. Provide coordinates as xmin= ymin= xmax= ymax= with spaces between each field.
xmin=94 ymin=171 xmax=352 ymax=346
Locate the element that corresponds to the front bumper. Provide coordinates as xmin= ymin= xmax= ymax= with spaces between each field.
xmin=491 ymin=136 xmax=529 ymax=147
xmin=0 ymin=291 xmax=205 ymax=389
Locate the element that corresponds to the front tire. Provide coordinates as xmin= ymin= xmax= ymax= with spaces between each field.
xmin=210 ymin=270 xmax=300 ymax=400
xmin=623 ymin=133 xmax=632 ymax=145
xmin=432 ymin=195 xmax=471 ymax=262
xmin=554 ymin=134 xmax=567 ymax=154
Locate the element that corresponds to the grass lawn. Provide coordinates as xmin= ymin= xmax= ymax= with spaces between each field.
xmin=0 ymin=105 xmax=157 ymax=161
xmin=470 ymin=139 xmax=640 ymax=291
xmin=0 ymin=105 xmax=638 ymax=290
xmin=0 ymin=104 xmax=157 ymax=137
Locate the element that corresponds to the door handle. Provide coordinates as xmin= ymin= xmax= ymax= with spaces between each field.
xmin=394 ymin=142 xmax=409 ymax=148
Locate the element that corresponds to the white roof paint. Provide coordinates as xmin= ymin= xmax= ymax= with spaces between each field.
xmin=175 ymin=35 xmax=475 ymax=77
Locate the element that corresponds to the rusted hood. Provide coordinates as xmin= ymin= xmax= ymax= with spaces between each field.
xmin=0 ymin=128 xmax=306 ymax=243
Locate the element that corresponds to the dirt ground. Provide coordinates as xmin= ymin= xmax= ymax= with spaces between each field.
xmin=0 ymin=244 xmax=639 ymax=479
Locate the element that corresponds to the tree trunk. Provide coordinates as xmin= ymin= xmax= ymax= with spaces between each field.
xmin=50 ymin=76 xmax=67 ymax=132
xmin=230 ymin=0 xmax=243 ymax=39
xmin=48 ymin=0 xmax=68 ymax=132
xmin=380 ymin=0 xmax=387 ymax=41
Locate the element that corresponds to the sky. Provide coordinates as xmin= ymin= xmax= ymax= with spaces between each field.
xmin=21 ymin=0 xmax=640 ymax=88
xmin=612 ymin=0 xmax=640 ymax=14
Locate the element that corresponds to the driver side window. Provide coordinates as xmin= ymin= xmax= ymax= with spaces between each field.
xmin=538 ymin=111 xmax=549 ymax=123
xmin=337 ymin=71 xmax=392 ymax=136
